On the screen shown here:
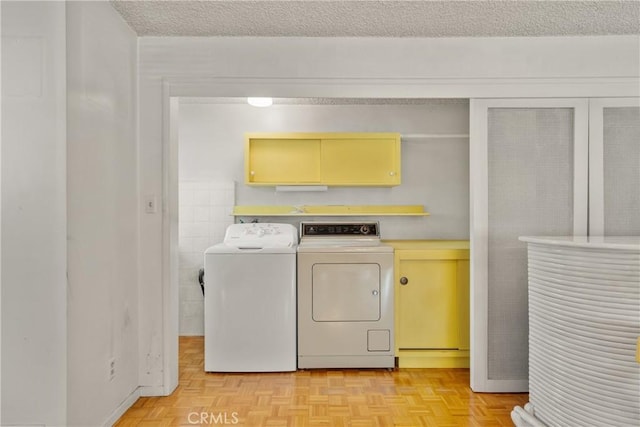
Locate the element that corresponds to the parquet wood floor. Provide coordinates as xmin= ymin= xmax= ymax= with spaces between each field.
xmin=115 ymin=337 xmax=527 ymax=426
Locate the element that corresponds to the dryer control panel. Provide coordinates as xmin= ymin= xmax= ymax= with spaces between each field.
xmin=301 ymin=222 xmax=379 ymax=238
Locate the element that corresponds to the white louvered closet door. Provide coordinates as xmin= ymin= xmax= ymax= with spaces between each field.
xmin=589 ymin=98 xmax=640 ymax=236
xmin=470 ymin=99 xmax=589 ymax=392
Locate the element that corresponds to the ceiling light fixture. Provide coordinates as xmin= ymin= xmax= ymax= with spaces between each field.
xmin=247 ymin=97 xmax=273 ymax=107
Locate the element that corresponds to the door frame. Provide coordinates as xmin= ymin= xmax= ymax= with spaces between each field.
xmin=154 ymin=80 xmax=634 ymax=396
xmin=588 ymin=97 xmax=640 ymax=235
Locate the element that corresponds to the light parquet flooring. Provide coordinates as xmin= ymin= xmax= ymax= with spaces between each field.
xmin=115 ymin=337 xmax=528 ymax=426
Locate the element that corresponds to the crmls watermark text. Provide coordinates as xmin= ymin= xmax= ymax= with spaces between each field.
xmin=188 ymin=411 xmax=240 ymax=425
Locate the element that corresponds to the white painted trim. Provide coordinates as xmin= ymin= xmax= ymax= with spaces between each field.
xmin=589 ymin=100 xmax=606 ymax=236
xmin=588 ymin=97 xmax=640 ymax=236
xmin=152 ymin=78 xmax=638 ymax=395
xmin=139 ymin=385 xmax=167 ymax=397
xmin=469 ymin=98 xmax=589 ymax=393
xmin=102 ymin=387 xmax=140 ymax=427
xmin=573 ymin=101 xmax=590 ymax=236
xmin=162 ymin=87 xmax=180 ymax=396
xmin=0 ymin=2 xmax=3 ymax=420
xmin=469 ymin=99 xmax=489 ymax=392
xmin=164 ymin=76 xmax=639 ymax=99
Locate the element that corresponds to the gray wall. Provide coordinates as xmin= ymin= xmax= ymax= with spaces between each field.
xmin=2 ymin=1 xmax=139 ymax=425
xmin=179 ymin=99 xmax=470 ymax=240
xmin=177 ymin=99 xmax=470 ymax=335
xmin=2 ymin=2 xmax=68 ymax=424
xmin=66 ymin=2 xmax=139 ymax=425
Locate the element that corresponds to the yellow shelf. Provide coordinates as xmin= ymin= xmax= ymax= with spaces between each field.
xmin=233 ymin=205 xmax=430 ymax=217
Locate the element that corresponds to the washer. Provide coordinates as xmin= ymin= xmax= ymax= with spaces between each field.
xmin=297 ymin=221 xmax=395 ymax=369
xmin=204 ymin=223 xmax=298 ymax=372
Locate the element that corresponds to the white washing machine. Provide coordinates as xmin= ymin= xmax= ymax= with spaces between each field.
xmin=204 ymin=223 xmax=298 ymax=372
xmin=297 ymin=222 xmax=395 ymax=369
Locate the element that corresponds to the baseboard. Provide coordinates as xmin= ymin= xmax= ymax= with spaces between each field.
xmin=397 ymin=349 xmax=470 ymax=368
xmin=103 ymin=387 xmax=140 ymax=427
xmin=139 ymin=385 xmax=168 ymax=396
xmin=101 ymin=384 xmax=175 ymax=426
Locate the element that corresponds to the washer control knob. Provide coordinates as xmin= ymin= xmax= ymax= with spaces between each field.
xmin=400 ymin=277 xmax=409 ymax=285
xmin=360 ymin=225 xmax=370 ymax=235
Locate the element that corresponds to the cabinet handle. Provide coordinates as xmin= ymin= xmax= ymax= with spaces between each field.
xmin=400 ymin=277 xmax=408 ymax=285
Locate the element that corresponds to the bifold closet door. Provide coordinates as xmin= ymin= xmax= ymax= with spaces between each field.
xmin=470 ymin=99 xmax=589 ymax=392
xmin=589 ymin=98 xmax=640 ymax=236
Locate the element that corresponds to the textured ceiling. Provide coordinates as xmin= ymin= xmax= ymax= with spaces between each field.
xmin=110 ymin=0 xmax=640 ymax=38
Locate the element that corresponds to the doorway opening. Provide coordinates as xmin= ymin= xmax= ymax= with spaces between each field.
xmin=166 ymin=95 xmax=471 ymax=392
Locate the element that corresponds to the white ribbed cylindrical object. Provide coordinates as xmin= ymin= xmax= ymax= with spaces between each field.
xmin=517 ymin=236 xmax=640 ymax=427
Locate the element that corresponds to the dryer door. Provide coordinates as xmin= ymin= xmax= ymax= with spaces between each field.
xmin=312 ymin=263 xmax=381 ymax=321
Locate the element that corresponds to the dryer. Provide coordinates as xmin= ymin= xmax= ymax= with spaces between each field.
xmin=297 ymin=222 xmax=394 ymax=369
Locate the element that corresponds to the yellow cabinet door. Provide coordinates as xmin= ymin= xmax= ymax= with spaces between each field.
xmin=397 ymin=259 xmax=459 ymax=350
xmin=320 ymin=137 xmax=400 ymax=186
xmin=457 ymin=260 xmax=470 ymax=350
xmin=246 ymin=138 xmax=321 ymax=184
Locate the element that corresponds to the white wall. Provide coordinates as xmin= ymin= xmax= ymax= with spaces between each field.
xmin=1 ymin=3 xmax=3 ymax=422
xmin=66 ymin=1 xmax=139 ymax=426
xmin=139 ymin=35 xmax=640 ymax=393
xmin=1 ymin=1 xmax=67 ymax=425
xmin=177 ymin=181 xmax=234 ymax=335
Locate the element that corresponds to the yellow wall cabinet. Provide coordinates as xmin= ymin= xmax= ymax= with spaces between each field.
xmin=385 ymin=240 xmax=470 ymax=368
xmin=245 ymin=132 xmax=401 ymax=186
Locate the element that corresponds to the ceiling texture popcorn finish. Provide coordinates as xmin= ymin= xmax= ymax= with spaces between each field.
xmin=110 ymin=0 xmax=640 ymax=38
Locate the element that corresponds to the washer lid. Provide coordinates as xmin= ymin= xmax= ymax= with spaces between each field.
xmin=223 ymin=223 xmax=298 ymax=248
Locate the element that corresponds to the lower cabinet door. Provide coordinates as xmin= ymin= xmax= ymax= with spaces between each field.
xmin=397 ymin=259 xmax=459 ymax=349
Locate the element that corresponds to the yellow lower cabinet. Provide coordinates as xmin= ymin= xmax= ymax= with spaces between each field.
xmin=457 ymin=259 xmax=470 ymax=352
xmin=386 ymin=241 xmax=470 ymax=368
xmin=398 ymin=260 xmax=458 ymax=349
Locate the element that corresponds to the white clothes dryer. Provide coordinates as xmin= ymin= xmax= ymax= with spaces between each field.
xmin=204 ymin=223 xmax=298 ymax=372
xmin=297 ymin=222 xmax=395 ymax=369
